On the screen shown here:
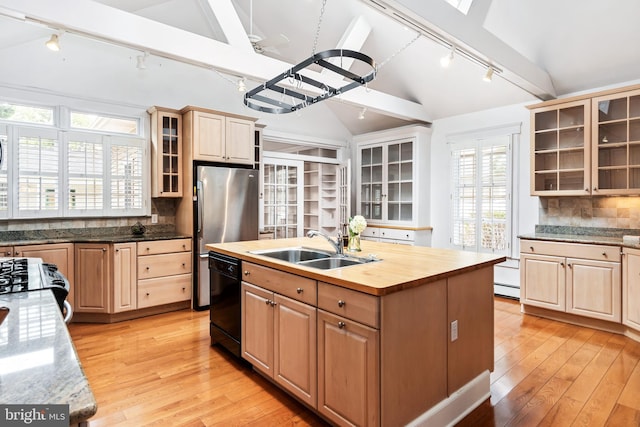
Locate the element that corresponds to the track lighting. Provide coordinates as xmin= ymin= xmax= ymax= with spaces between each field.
xmin=440 ymin=45 xmax=455 ymax=68
xmin=237 ymin=78 xmax=246 ymax=93
xmin=483 ymin=66 xmax=494 ymax=82
xmin=358 ymin=107 xmax=367 ymax=120
xmin=45 ymin=33 xmax=60 ymax=51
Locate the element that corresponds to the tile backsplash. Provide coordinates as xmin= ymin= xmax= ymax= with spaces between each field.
xmin=539 ymin=197 xmax=640 ymax=229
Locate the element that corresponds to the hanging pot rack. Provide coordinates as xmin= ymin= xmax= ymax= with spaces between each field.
xmin=244 ymin=48 xmax=377 ymax=114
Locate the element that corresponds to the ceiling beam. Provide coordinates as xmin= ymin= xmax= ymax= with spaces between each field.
xmin=365 ymin=0 xmax=557 ymax=100
xmin=321 ymin=15 xmax=372 ymax=77
xmin=0 ymin=0 xmax=430 ymax=123
xmin=205 ymin=0 xmax=253 ymax=54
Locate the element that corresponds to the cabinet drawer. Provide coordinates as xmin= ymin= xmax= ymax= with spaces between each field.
xmin=361 ymin=227 xmax=379 ymax=238
xmin=138 ymin=273 xmax=192 ymax=308
xmin=138 ymin=252 xmax=192 ymax=279
xmin=318 ymin=281 xmax=379 ymax=328
xmin=138 ymin=238 xmax=191 ymax=256
xmin=521 ymin=239 xmax=620 ymax=262
xmin=379 ymin=228 xmax=415 ymax=241
xmin=242 ymin=262 xmax=316 ymax=305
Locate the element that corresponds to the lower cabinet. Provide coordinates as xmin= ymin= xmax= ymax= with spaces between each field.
xmin=241 ymin=282 xmax=317 ymax=407
xmin=317 ymin=309 xmax=379 ymax=427
xmin=75 ymin=238 xmax=192 ymax=317
xmin=521 ymin=239 xmax=621 ymax=322
xmin=137 ymin=239 xmax=192 ymax=308
xmin=623 ymin=247 xmax=640 ymax=330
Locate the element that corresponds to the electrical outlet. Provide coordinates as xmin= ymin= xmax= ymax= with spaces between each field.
xmin=151 ymin=214 xmax=158 ymax=224
xmin=451 ymin=320 xmax=458 ymax=342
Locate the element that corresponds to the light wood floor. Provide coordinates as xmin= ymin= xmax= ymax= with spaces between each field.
xmin=68 ymin=297 xmax=640 ymax=426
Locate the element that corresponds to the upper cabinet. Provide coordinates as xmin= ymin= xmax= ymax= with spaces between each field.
xmin=528 ymin=84 xmax=640 ymax=196
xmin=148 ymin=106 xmax=182 ymax=198
xmin=530 ymin=100 xmax=591 ymax=196
xmin=181 ymin=107 xmax=256 ymax=165
xmin=354 ymin=125 xmax=431 ymax=228
xmin=592 ymin=88 xmax=640 ymax=195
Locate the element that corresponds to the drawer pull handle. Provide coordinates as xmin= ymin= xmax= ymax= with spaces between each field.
xmin=296 ymin=287 xmax=303 ymax=294
xmin=338 ymin=300 xmax=345 ymax=308
xmin=338 ymin=321 xmax=346 ymax=329
xmin=244 ymin=270 xmax=250 ymax=276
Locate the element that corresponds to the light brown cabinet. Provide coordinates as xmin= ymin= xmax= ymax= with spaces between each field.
xmin=623 ymin=247 xmax=640 ymax=330
xmin=75 ymin=243 xmax=111 ymax=313
xmin=521 ymin=239 xmax=621 ymax=322
xmin=241 ymin=264 xmax=317 ymax=408
xmin=11 ymin=243 xmax=75 ymax=312
xmin=149 ymin=106 xmax=182 ymax=197
xmin=181 ymin=108 xmax=255 ymax=165
xmin=112 ymin=243 xmax=137 ymax=312
xmin=136 ymin=239 xmax=192 ymax=309
xmin=591 ymin=88 xmax=640 ymax=194
xmin=529 ymin=100 xmax=591 ymax=195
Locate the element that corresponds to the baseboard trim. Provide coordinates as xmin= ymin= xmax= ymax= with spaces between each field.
xmin=407 ymin=370 xmax=490 ymax=427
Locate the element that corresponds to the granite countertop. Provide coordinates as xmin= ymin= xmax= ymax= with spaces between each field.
xmin=518 ymin=225 xmax=640 ymax=249
xmin=0 ymin=291 xmax=97 ymax=424
xmin=4 ymin=232 xmax=190 ymax=246
xmin=207 ymin=237 xmax=506 ymax=296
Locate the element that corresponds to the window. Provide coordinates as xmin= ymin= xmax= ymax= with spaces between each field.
xmin=450 ymin=135 xmax=512 ymax=255
xmin=0 ymin=102 xmax=54 ymax=125
xmin=70 ymin=111 xmax=139 ymax=135
xmin=262 ymin=158 xmax=303 ymax=238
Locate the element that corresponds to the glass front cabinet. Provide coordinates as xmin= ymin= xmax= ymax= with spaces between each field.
xmin=530 ymin=99 xmax=591 ymax=196
xmin=355 ymin=126 xmax=432 ymax=245
xmin=149 ymin=106 xmax=182 ymax=198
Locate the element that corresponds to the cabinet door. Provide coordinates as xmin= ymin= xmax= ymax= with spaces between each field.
xmin=15 ymin=243 xmax=75 ymax=312
xmin=530 ymin=100 xmax=591 ymax=195
xmin=241 ymin=282 xmax=274 ymax=375
xmin=193 ymin=111 xmax=225 ymax=161
xmin=317 ymin=309 xmax=379 ymax=427
xmin=225 ymin=117 xmax=254 ymax=165
xmin=592 ymin=89 xmax=640 ymax=195
xmin=0 ymin=246 xmax=12 ymax=256
xmin=273 ymin=294 xmax=317 ymax=408
xmin=521 ymin=253 xmax=566 ymax=311
xmin=623 ymin=248 xmax=640 ymax=329
xmin=112 ymin=243 xmax=137 ymax=313
xmin=75 ymin=243 xmax=110 ymax=313
xmin=150 ymin=108 xmax=182 ymax=197
xmin=566 ymin=258 xmax=621 ymax=322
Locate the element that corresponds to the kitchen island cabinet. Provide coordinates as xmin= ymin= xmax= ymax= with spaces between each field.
xmin=208 ymin=237 xmax=504 ymax=427
xmin=623 ymin=247 xmax=640 ymax=331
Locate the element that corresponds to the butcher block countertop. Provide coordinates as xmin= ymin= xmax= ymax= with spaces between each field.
xmin=206 ymin=237 xmax=506 ymax=296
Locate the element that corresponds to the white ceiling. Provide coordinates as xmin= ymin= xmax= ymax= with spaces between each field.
xmin=0 ymin=0 xmax=639 ymax=136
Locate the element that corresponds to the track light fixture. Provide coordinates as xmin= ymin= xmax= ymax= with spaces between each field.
xmin=440 ymin=45 xmax=455 ymax=68
xmin=358 ymin=107 xmax=367 ymax=120
xmin=45 ymin=33 xmax=60 ymax=51
xmin=136 ymin=52 xmax=148 ymax=70
xmin=237 ymin=78 xmax=246 ymax=93
xmin=483 ymin=66 xmax=494 ymax=82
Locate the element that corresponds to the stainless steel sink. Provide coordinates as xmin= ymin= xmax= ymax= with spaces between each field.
xmin=298 ymin=256 xmax=373 ymax=270
xmin=249 ymin=247 xmax=380 ymax=270
xmin=249 ymin=247 xmax=332 ymax=263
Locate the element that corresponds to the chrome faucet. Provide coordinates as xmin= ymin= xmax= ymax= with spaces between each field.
xmin=306 ymin=229 xmax=343 ymax=255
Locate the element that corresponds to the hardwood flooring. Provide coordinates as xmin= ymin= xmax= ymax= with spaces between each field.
xmin=68 ymin=297 xmax=640 ymax=426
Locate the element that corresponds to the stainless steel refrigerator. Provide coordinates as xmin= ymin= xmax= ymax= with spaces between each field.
xmin=195 ymin=165 xmax=258 ymax=309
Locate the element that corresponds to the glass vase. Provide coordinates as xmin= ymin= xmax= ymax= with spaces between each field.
xmin=347 ymin=233 xmax=361 ymax=252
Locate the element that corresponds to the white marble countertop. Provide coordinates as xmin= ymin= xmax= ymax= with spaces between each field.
xmin=0 ymin=291 xmax=97 ymax=424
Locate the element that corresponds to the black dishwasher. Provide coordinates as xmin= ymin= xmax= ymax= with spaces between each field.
xmin=209 ymin=252 xmax=241 ymax=357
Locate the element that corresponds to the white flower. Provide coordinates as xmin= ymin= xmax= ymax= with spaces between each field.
xmin=349 ymin=215 xmax=367 ymax=235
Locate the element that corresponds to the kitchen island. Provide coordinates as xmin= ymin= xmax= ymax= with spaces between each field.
xmin=207 ymin=237 xmax=505 ymax=427
xmin=0 ymin=291 xmax=97 ymax=426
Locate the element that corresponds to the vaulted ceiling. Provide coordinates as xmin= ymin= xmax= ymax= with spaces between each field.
xmin=0 ymin=0 xmax=639 ymax=137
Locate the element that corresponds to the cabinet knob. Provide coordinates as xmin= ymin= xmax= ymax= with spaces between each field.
xmin=182 ymin=244 xmax=186 ymax=249
xmin=5 ymin=251 xmax=10 ymax=256
xmin=182 ymin=287 xmax=186 ymax=292
xmin=296 ymin=287 xmax=303 ymax=294
xmin=560 ymin=262 xmax=565 ymax=268
xmin=568 ymin=263 xmax=572 ymax=268
xmin=338 ymin=321 xmax=346 ymax=329
xmin=146 ymin=267 xmax=150 ymax=271
xmin=182 ymin=263 xmax=186 ymax=267
xmin=530 ymin=246 xmax=534 ymax=251
xmin=146 ymin=293 xmax=150 ymax=296
xmin=115 ymin=248 xmax=119 ymax=252
xmin=601 ymin=252 xmax=607 ymax=257
xmin=338 ymin=300 xmax=345 ymax=308
xmin=146 ymin=247 xmax=150 ymax=251
xmin=102 ymin=248 xmax=107 ymax=252
xmin=244 ymin=270 xmax=250 ymax=276
xmin=594 ymin=187 xmax=598 ymax=191
xmin=265 ymin=299 xmax=270 ymax=305
xmin=271 ymin=301 xmax=277 ymax=307
xmin=585 ymin=188 xmax=589 ymax=192
xmin=14 ymin=252 xmax=19 ymax=255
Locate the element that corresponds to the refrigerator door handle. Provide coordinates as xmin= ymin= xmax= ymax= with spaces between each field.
xmin=196 ymin=180 xmax=203 ymax=236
